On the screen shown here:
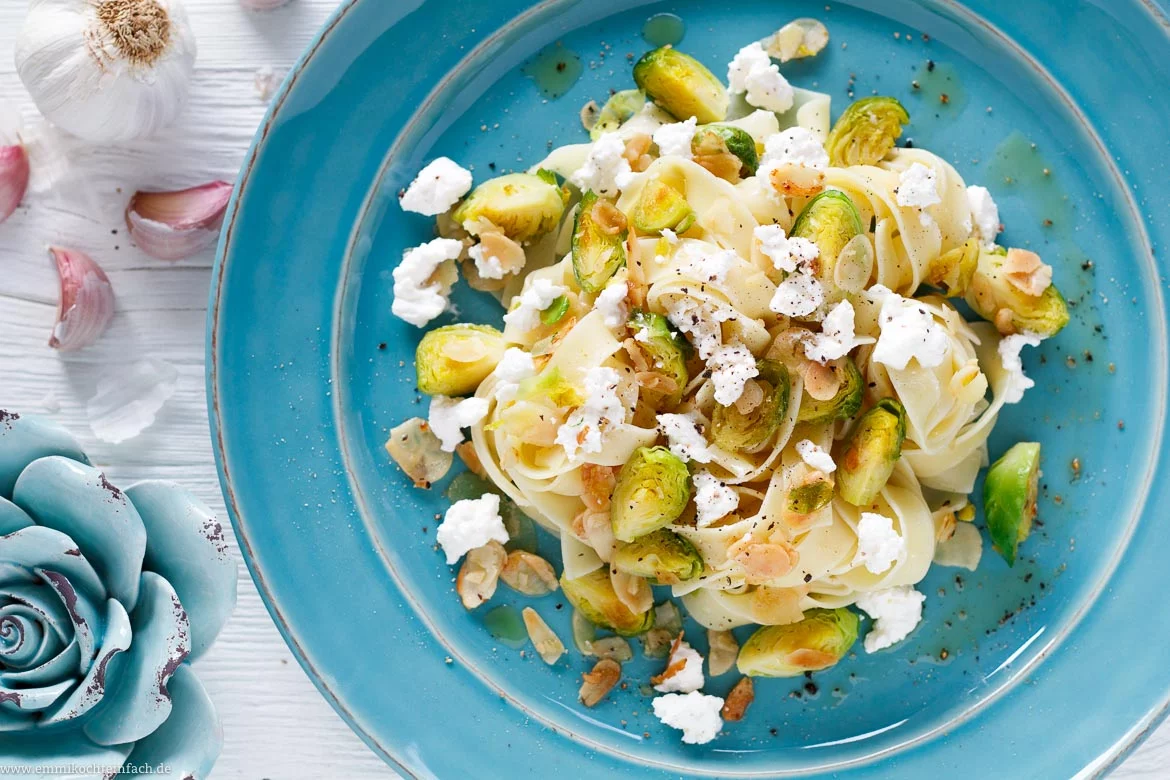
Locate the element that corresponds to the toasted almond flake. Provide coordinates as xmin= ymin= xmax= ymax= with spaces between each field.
xmin=730 ymin=538 xmax=798 ymax=583
xmin=522 ymin=607 xmax=566 ymax=665
xmin=610 ymin=567 xmax=654 ymax=615
xmin=720 ymin=677 xmax=755 ymax=721
xmin=767 ymin=162 xmax=825 ymax=197
xmin=456 ymin=541 xmax=506 ymax=610
xmin=454 ymin=441 xmax=487 ymax=478
xmin=650 ymin=632 xmax=688 ymax=686
xmin=591 ymin=636 xmax=634 ymax=662
xmin=579 ymin=658 xmax=622 ymax=707
xmin=500 ymin=550 xmax=559 ymax=596
xmin=707 ymin=630 xmax=739 ymax=677
xmin=581 ymin=463 xmax=617 ymax=511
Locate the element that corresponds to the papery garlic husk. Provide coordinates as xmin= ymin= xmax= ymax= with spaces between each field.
xmin=239 ymin=0 xmax=291 ymax=9
xmin=0 ymin=144 xmax=29 ymax=224
xmin=125 ymin=181 xmax=233 ymax=260
xmin=49 ymin=246 xmax=115 ymax=351
xmin=15 ymin=0 xmax=197 ymax=143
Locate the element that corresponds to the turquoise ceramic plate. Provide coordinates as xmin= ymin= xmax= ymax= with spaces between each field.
xmin=208 ymin=1 xmax=1170 ymax=776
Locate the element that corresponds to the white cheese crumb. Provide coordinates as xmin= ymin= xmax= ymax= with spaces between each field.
xmin=503 ymin=278 xmax=568 ymax=333
xmin=657 ymin=412 xmax=713 ymax=464
xmin=998 ymin=332 xmax=1043 ymax=403
xmin=595 ymin=280 xmax=630 ymax=330
xmin=966 ymin=185 xmax=1001 ymax=248
xmin=436 ymin=494 xmax=508 ymax=565
xmin=693 ymin=470 xmax=739 ymax=527
xmin=493 ymin=348 xmax=536 ymax=403
xmin=727 ymin=42 xmax=793 ymax=113
xmin=754 ymin=224 xmax=820 ymax=274
xmin=795 ymin=439 xmax=836 ymax=473
xmin=653 ymin=117 xmax=699 ymax=159
xmin=895 ymin=162 xmax=941 ymax=210
xmin=855 ymin=586 xmax=925 ymax=652
xmin=428 ymin=395 xmax=490 ymax=452
xmin=569 ymin=133 xmax=633 ymax=197
xmin=805 ymin=300 xmax=873 ymax=364
xmin=653 ymin=641 xmax=706 ymax=693
xmin=851 ymin=512 xmax=905 ymax=574
xmin=676 ymin=244 xmax=738 ymax=284
xmin=666 ymin=299 xmax=731 ymax=360
xmin=400 ymin=157 xmax=473 ymax=216
xmin=392 ymin=237 xmax=463 ymax=327
xmin=554 ymin=366 xmax=625 ymax=459
xmin=769 ymin=273 xmax=825 ymax=319
xmin=709 ymin=344 xmax=759 ymax=406
xmin=761 ymin=127 xmax=829 ymax=169
xmin=652 ymin=692 xmax=724 ymax=745
xmin=661 ymin=227 xmax=680 ymax=244
xmin=868 ymin=285 xmax=949 ymax=370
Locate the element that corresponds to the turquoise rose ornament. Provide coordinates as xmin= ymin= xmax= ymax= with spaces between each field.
xmin=0 ymin=412 xmax=238 ymax=779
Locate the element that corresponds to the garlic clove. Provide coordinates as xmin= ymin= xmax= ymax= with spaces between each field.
xmin=0 ymin=144 xmax=29 ymax=224
xmin=49 ymin=246 xmax=116 ymax=352
xmin=125 ymin=181 xmax=233 ymax=260
xmin=239 ymin=0 xmax=292 ymax=9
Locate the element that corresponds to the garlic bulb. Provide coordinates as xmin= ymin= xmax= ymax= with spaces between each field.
xmin=15 ymin=0 xmax=197 ymax=143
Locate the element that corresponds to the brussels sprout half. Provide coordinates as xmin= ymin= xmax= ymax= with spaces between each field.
xmin=711 ymin=360 xmax=791 ymax=452
xmin=632 ymin=46 xmax=729 ymax=124
xmin=612 ymin=528 xmax=704 ymax=585
xmin=983 ymin=442 xmax=1041 ymax=566
xmin=691 ymin=125 xmax=759 ymax=177
xmin=540 ymin=295 xmax=571 ymax=326
xmin=837 ymin=398 xmax=907 ymax=507
xmin=791 ymin=190 xmax=865 ymax=301
xmin=786 ymin=469 xmax=835 ymax=515
xmin=572 ymin=190 xmax=629 ymax=293
xmin=925 ymin=237 xmax=980 ymax=297
xmin=797 ymin=357 xmax=863 ymax=423
xmin=736 ymin=608 xmax=859 ymax=677
xmin=611 ymin=446 xmax=692 ymax=542
xmin=628 ymin=310 xmax=690 ymax=408
xmin=590 ymin=89 xmax=646 ymax=140
xmin=825 ymin=96 xmax=910 ymax=167
xmin=965 ymin=247 xmax=1070 ymax=337
xmin=453 ymin=172 xmax=568 ymax=244
xmin=560 ymin=568 xmax=656 ymax=636
xmin=631 ymin=179 xmax=696 ymax=234
xmin=416 ymin=324 xmax=507 ymax=396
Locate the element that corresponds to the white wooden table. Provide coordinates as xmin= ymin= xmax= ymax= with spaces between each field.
xmin=0 ymin=1 xmax=1163 ymax=777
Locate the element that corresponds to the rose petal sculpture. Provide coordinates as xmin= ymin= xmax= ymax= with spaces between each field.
xmin=0 ymin=411 xmax=238 ymax=779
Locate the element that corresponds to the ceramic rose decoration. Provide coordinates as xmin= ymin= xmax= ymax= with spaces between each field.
xmin=0 ymin=412 xmax=237 ymax=778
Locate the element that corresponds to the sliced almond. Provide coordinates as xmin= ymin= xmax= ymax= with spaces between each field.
xmin=768 ymin=162 xmax=826 ymax=198
xmin=590 ymin=636 xmax=633 ymax=662
xmin=522 ymin=607 xmax=566 ymax=665
xmin=500 ymin=550 xmax=559 ymax=596
xmin=455 ymin=541 xmax=506 ymax=610
xmin=579 ymin=658 xmax=622 ymax=707
xmin=707 ymin=629 xmax=739 ymax=677
xmin=721 ymin=677 xmax=755 ymax=721
xmin=454 ymin=441 xmax=487 ymax=478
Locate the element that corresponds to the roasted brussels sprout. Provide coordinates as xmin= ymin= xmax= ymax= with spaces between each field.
xmin=786 ymin=467 xmax=835 ymax=515
xmin=610 ymin=446 xmax=692 ymax=542
xmin=925 ymin=237 xmax=980 ymax=297
xmin=791 ymin=190 xmax=865 ymax=301
xmin=453 ymin=172 xmax=567 ymax=244
xmin=612 ymin=529 xmax=704 ymax=585
xmin=628 ymin=310 xmax=690 ymax=408
xmin=736 ymin=608 xmax=859 ymax=677
xmin=837 ymin=398 xmax=907 ymax=506
xmin=632 ymin=46 xmax=729 ymax=123
xmin=540 ymin=294 xmax=570 ymax=325
xmin=797 ymin=357 xmax=863 ymax=423
xmin=983 ymin=442 xmax=1041 ymax=566
xmin=711 ymin=360 xmax=790 ymax=452
xmin=560 ymin=568 xmax=656 ymax=636
xmin=965 ymin=247 xmax=1070 ymax=337
xmin=415 ymin=324 xmax=507 ymax=396
xmin=590 ymin=89 xmax=646 ymax=140
xmin=631 ymin=179 xmax=696 ymax=234
xmin=691 ymin=125 xmax=759 ymax=177
xmin=825 ymin=96 xmax=910 ymax=167
xmin=572 ymin=190 xmax=628 ymax=293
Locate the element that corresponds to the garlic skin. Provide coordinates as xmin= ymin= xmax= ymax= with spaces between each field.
xmin=15 ymin=0 xmax=197 ymax=143
xmin=0 ymin=144 xmax=29 ymax=224
xmin=126 ymin=181 xmax=233 ymax=260
xmin=49 ymin=246 xmax=116 ymax=351
xmin=239 ymin=0 xmax=291 ymax=9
